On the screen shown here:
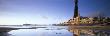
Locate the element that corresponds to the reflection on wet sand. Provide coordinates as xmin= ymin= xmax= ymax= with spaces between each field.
xmin=68 ymin=26 xmax=110 ymax=36
xmin=0 ymin=26 xmax=110 ymax=36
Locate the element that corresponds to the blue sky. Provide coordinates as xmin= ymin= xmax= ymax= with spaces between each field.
xmin=0 ymin=0 xmax=110 ymax=25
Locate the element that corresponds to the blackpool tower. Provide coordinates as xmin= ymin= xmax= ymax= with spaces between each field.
xmin=67 ymin=0 xmax=80 ymax=25
xmin=73 ymin=0 xmax=80 ymax=24
xmin=63 ymin=0 xmax=80 ymax=25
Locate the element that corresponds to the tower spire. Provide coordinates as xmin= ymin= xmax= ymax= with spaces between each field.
xmin=74 ymin=0 xmax=79 ymax=18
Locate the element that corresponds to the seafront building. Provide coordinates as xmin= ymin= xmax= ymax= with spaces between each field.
xmin=61 ymin=0 xmax=110 ymax=25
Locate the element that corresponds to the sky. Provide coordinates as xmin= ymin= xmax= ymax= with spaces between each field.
xmin=0 ymin=0 xmax=110 ymax=25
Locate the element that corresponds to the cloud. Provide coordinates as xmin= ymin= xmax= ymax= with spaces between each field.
xmin=42 ymin=16 xmax=49 ymax=19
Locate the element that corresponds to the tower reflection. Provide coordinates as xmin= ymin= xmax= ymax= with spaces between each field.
xmin=68 ymin=26 xmax=110 ymax=36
